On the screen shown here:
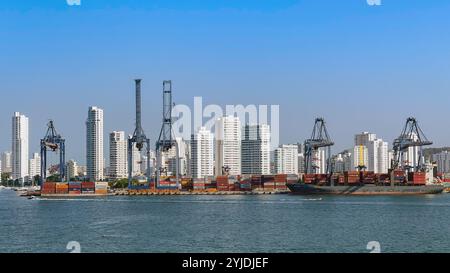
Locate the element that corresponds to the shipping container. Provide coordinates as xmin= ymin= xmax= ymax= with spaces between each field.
xmin=95 ymin=189 xmax=108 ymax=195
xmin=408 ymin=172 xmax=426 ymax=185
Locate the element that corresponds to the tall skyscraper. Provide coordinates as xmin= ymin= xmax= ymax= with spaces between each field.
xmin=215 ymin=116 xmax=242 ymax=175
xmin=354 ymin=132 xmax=389 ymax=173
xmin=274 ymin=144 xmax=299 ymax=175
xmin=86 ymin=106 xmax=104 ymax=181
xmin=109 ymin=131 xmax=128 ymax=179
xmin=191 ymin=127 xmax=214 ymax=179
xmin=241 ymin=124 xmax=271 ymax=175
xmin=29 ymin=153 xmax=41 ymax=180
xmin=12 ymin=112 xmax=29 ymax=183
xmin=1 ymin=152 xmax=12 ymax=173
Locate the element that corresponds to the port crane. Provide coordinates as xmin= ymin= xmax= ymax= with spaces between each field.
xmin=40 ymin=120 xmax=66 ymax=184
xmin=155 ymin=80 xmax=180 ymax=188
xmin=128 ymin=79 xmax=152 ymax=189
xmin=304 ymin=118 xmax=335 ymax=184
xmin=390 ymin=117 xmax=433 ymax=184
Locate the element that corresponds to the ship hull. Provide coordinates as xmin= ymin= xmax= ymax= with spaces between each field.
xmin=287 ymin=183 xmax=444 ymax=195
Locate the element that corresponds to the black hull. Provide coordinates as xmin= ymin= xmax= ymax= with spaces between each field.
xmin=287 ymin=183 xmax=444 ymax=195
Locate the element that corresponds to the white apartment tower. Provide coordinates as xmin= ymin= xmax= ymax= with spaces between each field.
xmin=12 ymin=112 xmax=29 ymax=183
xmin=29 ymin=153 xmax=41 ymax=179
xmin=274 ymin=144 xmax=299 ymax=175
xmin=215 ymin=116 xmax=242 ymax=175
xmin=191 ymin=127 xmax=214 ymax=179
xmin=402 ymin=133 xmax=421 ymax=169
xmin=351 ymin=145 xmax=369 ymax=171
xmin=109 ymin=131 xmax=128 ymax=179
xmin=86 ymin=106 xmax=104 ymax=181
xmin=166 ymin=137 xmax=188 ymax=177
xmin=66 ymin=160 xmax=78 ymax=180
xmin=241 ymin=124 xmax=271 ymax=175
xmin=354 ymin=132 xmax=389 ymax=173
xmin=432 ymin=151 xmax=450 ymax=174
xmin=1 ymin=152 xmax=12 ymax=173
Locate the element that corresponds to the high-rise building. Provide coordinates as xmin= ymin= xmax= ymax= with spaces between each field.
xmin=402 ymin=133 xmax=421 ymax=169
xmin=274 ymin=144 xmax=299 ymax=175
xmin=350 ymin=145 xmax=369 ymax=171
xmin=86 ymin=106 xmax=104 ymax=181
xmin=432 ymin=151 xmax=450 ymax=174
xmin=140 ymin=155 xmax=149 ymax=176
xmin=109 ymin=131 xmax=128 ymax=179
xmin=333 ymin=151 xmax=353 ymax=173
xmin=130 ymin=141 xmax=142 ymax=177
xmin=1 ymin=152 xmax=12 ymax=173
xmin=215 ymin=116 xmax=242 ymax=175
xmin=354 ymin=132 xmax=389 ymax=173
xmin=241 ymin=124 xmax=271 ymax=175
xmin=166 ymin=137 xmax=188 ymax=176
xmin=191 ymin=127 xmax=214 ymax=179
xmin=12 ymin=112 xmax=29 ymax=183
xmin=66 ymin=160 xmax=78 ymax=180
xmin=298 ymin=153 xmax=305 ymax=174
xmin=29 ymin=153 xmax=41 ymax=180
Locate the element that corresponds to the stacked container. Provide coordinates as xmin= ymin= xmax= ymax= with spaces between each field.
xmin=41 ymin=182 xmax=56 ymax=195
xmin=95 ymin=182 xmax=108 ymax=195
xmin=316 ymin=174 xmax=328 ymax=185
xmin=193 ymin=178 xmax=206 ymax=191
xmin=303 ymin=174 xmax=316 ymax=184
xmin=216 ymin=176 xmax=229 ymax=191
xmin=286 ymin=174 xmax=299 ymax=184
xmin=239 ymin=180 xmax=252 ymax=191
xmin=251 ymin=175 xmax=262 ymax=190
xmin=393 ymin=170 xmax=406 ymax=183
xmin=408 ymin=172 xmax=426 ymax=185
xmin=344 ymin=171 xmax=360 ymax=184
xmin=55 ymin=183 xmax=69 ymax=194
xmin=204 ymin=176 xmax=216 ymax=191
xmin=82 ymin=182 xmax=95 ymax=194
xmin=275 ymin=174 xmax=288 ymax=190
xmin=69 ymin=182 xmax=82 ymax=195
xmin=331 ymin=174 xmax=342 ymax=185
xmin=378 ymin=174 xmax=390 ymax=184
xmin=361 ymin=171 xmax=376 ymax=184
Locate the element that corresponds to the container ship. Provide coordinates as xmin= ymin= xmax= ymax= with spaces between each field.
xmin=40 ymin=182 xmax=109 ymax=197
xmin=287 ymin=171 xmax=444 ymax=195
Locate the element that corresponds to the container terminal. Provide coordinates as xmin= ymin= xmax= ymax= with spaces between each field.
xmin=21 ymin=79 xmax=447 ymax=198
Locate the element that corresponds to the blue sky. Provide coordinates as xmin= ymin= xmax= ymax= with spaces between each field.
xmin=1 ymin=0 xmax=450 ymax=164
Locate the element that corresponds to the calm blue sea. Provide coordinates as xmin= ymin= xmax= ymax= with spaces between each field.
xmin=0 ymin=189 xmax=449 ymax=253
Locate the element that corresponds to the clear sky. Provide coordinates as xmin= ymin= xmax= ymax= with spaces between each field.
xmin=1 ymin=0 xmax=450 ymax=165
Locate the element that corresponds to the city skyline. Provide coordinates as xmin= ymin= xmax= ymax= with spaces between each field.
xmin=2 ymin=1 xmax=450 ymax=164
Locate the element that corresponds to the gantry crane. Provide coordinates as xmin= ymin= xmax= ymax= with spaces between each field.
xmin=128 ymin=79 xmax=152 ymax=189
xmin=40 ymin=120 xmax=66 ymax=185
xmin=156 ymin=80 xmax=180 ymax=188
xmin=390 ymin=117 xmax=432 ymax=185
xmin=304 ymin=118 xmax=335 ymax=184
